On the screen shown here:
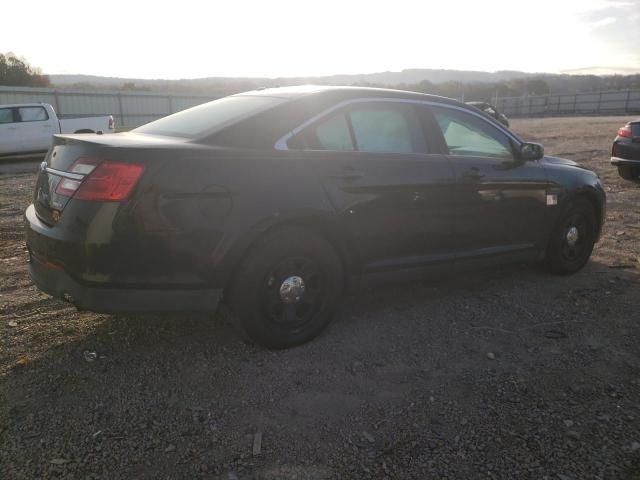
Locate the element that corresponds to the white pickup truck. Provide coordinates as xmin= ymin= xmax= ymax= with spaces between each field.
xmin=0 ymin=103 xmax=114 ymax=156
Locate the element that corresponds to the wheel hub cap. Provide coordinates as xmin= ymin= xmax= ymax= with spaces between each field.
xmin=566 ymin=226 xmax=579 ymax=246
xmin=279 ymin=276 xmax=305 ymax=304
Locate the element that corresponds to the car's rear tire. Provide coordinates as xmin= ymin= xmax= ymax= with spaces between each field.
xmin=545 ymin=197 xmax=597 ymax=274
xmin=228 ymin=227 xmax=344 ymax=349
xmin=618 ymin=165 xmax=640 ymax=181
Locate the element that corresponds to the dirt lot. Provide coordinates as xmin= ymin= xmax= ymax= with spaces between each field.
xmin=1 ymin=117 xmax=639 ymax=479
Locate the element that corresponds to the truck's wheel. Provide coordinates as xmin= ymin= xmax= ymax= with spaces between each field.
xmin=74 ymin=129 xmax=94 ymax=134
xmin=618 ymin=165 xmax=640 ymax=181
xmin=228 ymin=227 xmax=343 ymax=349
xmin=545 ymin=197 xmax=597 ymax=274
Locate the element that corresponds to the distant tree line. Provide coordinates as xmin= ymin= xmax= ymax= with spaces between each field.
xmin=3 ymin=53 xmax=640 ymax=103
xmin=0 ymin=53 xmax=50 ymax=87
xmin=361 ymin=75 xmax=640 ymax=103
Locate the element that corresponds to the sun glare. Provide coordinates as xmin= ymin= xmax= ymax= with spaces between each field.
xmin=1 ymin=0 xmax=638 ymax=78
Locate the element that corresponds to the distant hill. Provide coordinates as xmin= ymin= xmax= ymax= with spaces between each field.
xmin=49 ymin=69 xmax=537 ymax=91
xmin=46 ymin=68 xmax=640 ymax=100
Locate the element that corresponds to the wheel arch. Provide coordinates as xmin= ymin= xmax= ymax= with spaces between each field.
xmin=73 ymin=129 xmax=95 ymax=134
xmin=220 ymin=213 xmax=355 ymax=298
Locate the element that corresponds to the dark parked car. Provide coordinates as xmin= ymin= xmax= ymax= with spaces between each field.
xmin=611 ymin=119 xmax=640 ymax=181
xmin=25 ymin=86 xmax=606 ymax=348
xmin=466 ymin=101 xmax=509 ymax=127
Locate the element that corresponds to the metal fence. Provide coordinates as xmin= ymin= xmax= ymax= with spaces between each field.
xmin=496 ymin=89 xmax=640 ymax=118
xmin=0 ymin=86 xmax=219 ymax=129
xmin=3 ymin=85 xmax=640 ymax=126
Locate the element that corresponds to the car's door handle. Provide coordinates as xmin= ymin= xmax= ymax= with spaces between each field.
xmin=330 ymin=173 xmax=363 ymax=181
xmin=329 ymin=167 xmax=363 ymax=181
xmin=461 ymin=168 xmax=485 ymax=180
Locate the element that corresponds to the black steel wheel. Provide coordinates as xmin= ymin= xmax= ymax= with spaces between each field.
xmin=229 ymin=227 xmax=343 ymax=349
xmin=545 ymin=197 xmax=597 ymax=274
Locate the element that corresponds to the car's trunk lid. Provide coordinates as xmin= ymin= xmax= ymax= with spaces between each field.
xmin=34 ymin=137 xmax=106 ymax=224
xmin=33 ymin=132 xmax=190 ymax=225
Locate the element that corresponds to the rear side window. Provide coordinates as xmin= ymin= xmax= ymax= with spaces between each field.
xmin=18 ymin=107 xmax=48 ymax=122
xmin=315 ymin=113 xmax=354 ymax=151
xmin=289 ymin=102 xmax=426 ymax=154
xmin=133 ymin=95 xmax=287 ymax=139
xmin=349 ymin=106 xmax=416 ymax=153
xmin=0 ymin=108 xmax=13 ymax=124
xmin=431 ymin=106 xmax=513 ymax=159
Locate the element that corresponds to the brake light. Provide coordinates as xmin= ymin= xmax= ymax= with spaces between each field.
xmin=54 ymin=158 xmax=144 ymax=201
xmin=75 ymin=161 xmax=144 ymax=201
xmin=618 ymin=125 xmax=632 ymax=138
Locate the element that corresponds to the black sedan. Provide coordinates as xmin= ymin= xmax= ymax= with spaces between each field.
xmin=611 ymin=119 xmax=640 ymax=181
xmin=25 ymin=86 xmax=606 ymax=348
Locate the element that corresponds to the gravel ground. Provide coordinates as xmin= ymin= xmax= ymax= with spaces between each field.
xmin=1 ymin=116 xmax=639 ymax=479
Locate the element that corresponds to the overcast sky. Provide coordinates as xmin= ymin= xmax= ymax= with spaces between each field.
xmin=3 ymin=0 xmax=639 ymax=79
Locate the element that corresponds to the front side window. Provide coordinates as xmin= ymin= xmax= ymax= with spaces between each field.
xmin=289 ymin=102 xmax=426 ymax=154
xmin=18 ymin=107 xmax=48 ymax=122
xmin=0 ymin=108 xmax=13 ymax=124
xmin=431 ymin=106 xmax=513 ymax=159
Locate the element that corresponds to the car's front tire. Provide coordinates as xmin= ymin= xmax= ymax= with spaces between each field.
xmin=228 ymin=227 xmax=344 ymax=349
xmin=545 ymin=197 xmax=597 ymax=274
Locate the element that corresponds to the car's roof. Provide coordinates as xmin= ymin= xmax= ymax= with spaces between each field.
xmin=234 ymin=84 xmax=462 ymax=106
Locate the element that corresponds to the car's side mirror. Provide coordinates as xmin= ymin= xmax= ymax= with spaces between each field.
xmin=520 ymin=142 xmax=544 ymax=161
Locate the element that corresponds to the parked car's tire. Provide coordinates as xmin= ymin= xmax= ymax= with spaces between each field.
xmin=228 ymin=227 xmax=344 ymax=349
xmin=618 ymin=165 xmax=639 ymax=181
xmin=545 ymin=197 xmax=597 ymax=274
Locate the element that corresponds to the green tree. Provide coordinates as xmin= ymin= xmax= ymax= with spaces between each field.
xmin=0 ymin=53 xmax=50 ymax=87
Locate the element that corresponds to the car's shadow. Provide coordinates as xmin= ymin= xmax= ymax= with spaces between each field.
xmin=4 ymin=258 xmax=636 ymax=383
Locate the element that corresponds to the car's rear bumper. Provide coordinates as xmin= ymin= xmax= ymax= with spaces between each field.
xmin=28 ymin=253 xmax=223 ymax=314
xmin=611 ymin=139 xmax=640 ymax=164
xmin=611 ymin=156 xmax=640 ymax=167
xmin=25 ymin=203 xmax=223 ymax=314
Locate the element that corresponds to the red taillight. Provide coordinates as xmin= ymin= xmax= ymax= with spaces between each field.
xmin=618 ymin=125 xmax=632 ymax=138
xmin=75 ymin=161 xmax=144 ymax=201
xmin=54 ymin=158 xmax=144 ymax=201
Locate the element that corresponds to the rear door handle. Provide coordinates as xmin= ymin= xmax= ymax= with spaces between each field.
xmin=463 ymin=173 xmax=483 ymax=180
xmin=329 ymin=166 xmax=363 ymax=181
xmin=330 ymin=173 xmax=363 ymax=181
xmin=461 ymin=167 xmax=484 ymax=180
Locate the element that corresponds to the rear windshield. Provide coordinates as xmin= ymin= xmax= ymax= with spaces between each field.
xmin=133 ymin=95 xmax=287 ymax=139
